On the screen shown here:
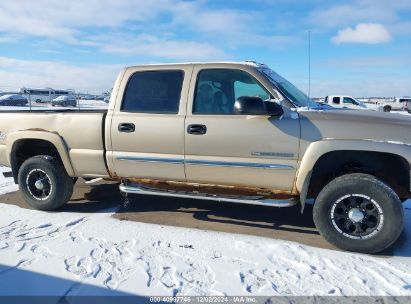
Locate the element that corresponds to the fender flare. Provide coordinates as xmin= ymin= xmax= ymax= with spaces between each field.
xmin=6 ymin=130 xmax=75 ymax=180
xmin=295 ymin=139 xmax=411 ymax=210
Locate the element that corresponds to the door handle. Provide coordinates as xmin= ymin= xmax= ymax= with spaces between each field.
xmin=118 ymin=123 xmax=135 ymax=133
xmin=187 ymin=124 xmax=207 ymax=135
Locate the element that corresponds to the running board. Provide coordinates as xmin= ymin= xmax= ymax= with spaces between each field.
xmin=119 ymin=183 xmax=299 ymax=208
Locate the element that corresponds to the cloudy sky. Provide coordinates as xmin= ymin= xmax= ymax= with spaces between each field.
xmin=0 ymin=0 xmax=410 ymax=96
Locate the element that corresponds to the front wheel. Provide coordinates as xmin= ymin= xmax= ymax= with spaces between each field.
xmin=18 ymin=155 xmax=74 ymax=211
xmin=313 ymin=173 xmax=403 ymax=253
xmin=383 ymin=105 xmax=391 ymax=112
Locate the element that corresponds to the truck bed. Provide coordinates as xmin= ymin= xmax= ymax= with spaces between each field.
xmin=0 ymin=110 xmax=109 ymax=178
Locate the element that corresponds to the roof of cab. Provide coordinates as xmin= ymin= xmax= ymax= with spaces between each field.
xmin=124 ymin=61 xmax=262 ymax=70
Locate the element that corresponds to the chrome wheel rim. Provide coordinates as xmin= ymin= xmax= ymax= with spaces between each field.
xmin=26 ymin=169 xmax=53 ymax=201
xmin=330 ymin=194 xmax=384 ymax=239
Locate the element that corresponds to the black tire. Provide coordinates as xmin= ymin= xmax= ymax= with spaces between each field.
xmin=17 ymin=155 xmax=73 ymax=211
xmin=313 ymin=173 xmax=403 ymax=253
xmin=383 ymin=105 xmax=391 ymax=112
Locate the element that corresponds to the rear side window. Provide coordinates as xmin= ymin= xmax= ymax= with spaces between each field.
xmin=122 ymin=70 xmax=184 ymax=113
xmin=332 ymin=97 xmax=340 ymax=104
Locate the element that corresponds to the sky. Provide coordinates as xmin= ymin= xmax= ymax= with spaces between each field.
xmin=0 ymin=0 xmax=410 ymax=97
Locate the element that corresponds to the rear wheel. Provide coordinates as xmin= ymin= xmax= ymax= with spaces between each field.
xmin=313 ymin=173 xmax=403 ymax=253
xmin=383 ymin=105 xmax=391 ymax=112
xmin=18 ymin=155 xmax=73 ymax=211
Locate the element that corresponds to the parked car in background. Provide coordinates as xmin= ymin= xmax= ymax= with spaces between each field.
xmin=324 ymin=95 xmax=383 ymax=111
xmin=51 ymin=95 xmax=77 ymax=107
xmin=0 ymin=94 xmax=28 ymax=106
xmin=377 ymin=97 xmax=411 ymax=113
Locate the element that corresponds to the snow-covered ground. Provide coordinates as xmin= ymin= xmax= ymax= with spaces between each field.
xmin=0 ymin=166 xmax=410 ymax=298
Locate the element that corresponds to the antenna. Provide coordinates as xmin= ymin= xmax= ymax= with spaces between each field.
xmin=308 ymin=30 xmax=311 ymax=101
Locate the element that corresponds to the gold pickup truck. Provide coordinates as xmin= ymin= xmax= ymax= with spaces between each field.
xmin=0 ymin=62 xmax=410 ymax=253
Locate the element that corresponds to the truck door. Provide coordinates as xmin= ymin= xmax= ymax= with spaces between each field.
xmin=107 ymin=66 xmax=193 ymax=181
xmin=184 ymin=66 xmax=300 ymax=190
xmin=331 ymin=96 xmax=342 ymax=108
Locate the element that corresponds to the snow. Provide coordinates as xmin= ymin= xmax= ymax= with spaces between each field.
xmin=0 ymin=167 xmax=411 ymax=297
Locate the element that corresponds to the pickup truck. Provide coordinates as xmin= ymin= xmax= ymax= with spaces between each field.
xmin=377 ymin=97 xmax=411 ymax=113
xmin=0 ymin=62 xmax=410 ymax=253
xmin=324 ymin=95 xmax=383 ymax=111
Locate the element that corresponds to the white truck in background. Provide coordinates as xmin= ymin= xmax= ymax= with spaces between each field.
xmin=324 ymin=95 xmax=383 ymax=111
xmin=376 ymin=97 xmax=411 ymax=113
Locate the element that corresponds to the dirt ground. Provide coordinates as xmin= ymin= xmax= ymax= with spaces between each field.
xmin=0 ymin=178 xmax=338 ymax=250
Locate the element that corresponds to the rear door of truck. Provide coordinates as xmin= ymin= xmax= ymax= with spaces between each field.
xmin=106 ymin=65 xmax=193 ymax=181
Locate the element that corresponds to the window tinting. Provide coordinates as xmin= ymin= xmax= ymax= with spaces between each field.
xmin=332 ymin=97 xmax=340 ymax=104
xmin=193 ymin=69 xmax=270 ymax=114
xmin=343 ymin=97 xmax=359 ymax=105
xmin=122 ymin=70 xmax=184 ymax=113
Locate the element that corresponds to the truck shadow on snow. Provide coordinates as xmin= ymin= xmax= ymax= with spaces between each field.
xmin=0 ymin=264 xmax=149 ymax=302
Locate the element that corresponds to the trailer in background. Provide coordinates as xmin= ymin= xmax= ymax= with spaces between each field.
xmin=20 ymin=88 xmax=75 ymax=103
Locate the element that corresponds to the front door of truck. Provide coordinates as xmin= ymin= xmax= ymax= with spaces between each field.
xmin=184 ymin=67 xmax=300 ymax=191
xmin=108 ymin=66 xmax=192 ymax=181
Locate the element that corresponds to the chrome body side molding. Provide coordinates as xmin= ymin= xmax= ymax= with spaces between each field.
xmin=185 ymin=159 xmax=294 ymax=170
xmin=117 ymin=156 xmax=294 ymax=170
xmin=117 ymin=156 xmax=184 ymax=164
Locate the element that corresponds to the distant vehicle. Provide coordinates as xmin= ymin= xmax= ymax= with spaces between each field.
xmin=51 ymin=95 xmax=77 ymax=107
xmin=20 ymin=88 xmax=75 ymax=103
xmin=324 ymin=95 xmax=383 ymax=111
xmin=378 ymin=97 xmax=411 ymax=113
xmin=0 ymin=94 xmax=28 ymax=106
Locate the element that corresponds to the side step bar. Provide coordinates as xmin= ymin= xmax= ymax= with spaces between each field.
xmin=119 ymin=183 xmax=299 ymax=208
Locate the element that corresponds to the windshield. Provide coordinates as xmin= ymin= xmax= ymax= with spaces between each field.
xmin=257 ymin=65 xmax=318 ymax=108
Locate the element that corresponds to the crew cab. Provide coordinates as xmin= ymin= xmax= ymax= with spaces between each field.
xmin=377 ymin=97 xmax=411 ymax=113
xmin=0 ymin=62 xmax=410 ymax=253
xmin=324 ymin=95 xmax=383 ymax=111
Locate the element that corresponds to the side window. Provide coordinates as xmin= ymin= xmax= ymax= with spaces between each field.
xmin=234 ymin=81 xmax=270 ymax=101
xmin=193 ymin=69 xmax=270 ymax=114
xmin=122 ymin=70 xmax=184 ymax=113
xmin=343 ymin=97 xmax=358 ymax=105
xmin=332 ymin=97 xmax=340 ymax=104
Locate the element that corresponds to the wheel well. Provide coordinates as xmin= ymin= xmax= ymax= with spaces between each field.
xmin=11 ymin=139 xmax=61 ymax=183
xmin=308 ymin=151 xmax=410 ymax=200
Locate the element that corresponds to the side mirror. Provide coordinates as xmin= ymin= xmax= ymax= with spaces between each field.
xmin=234 ymin=96 xmax=283 ymax=116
